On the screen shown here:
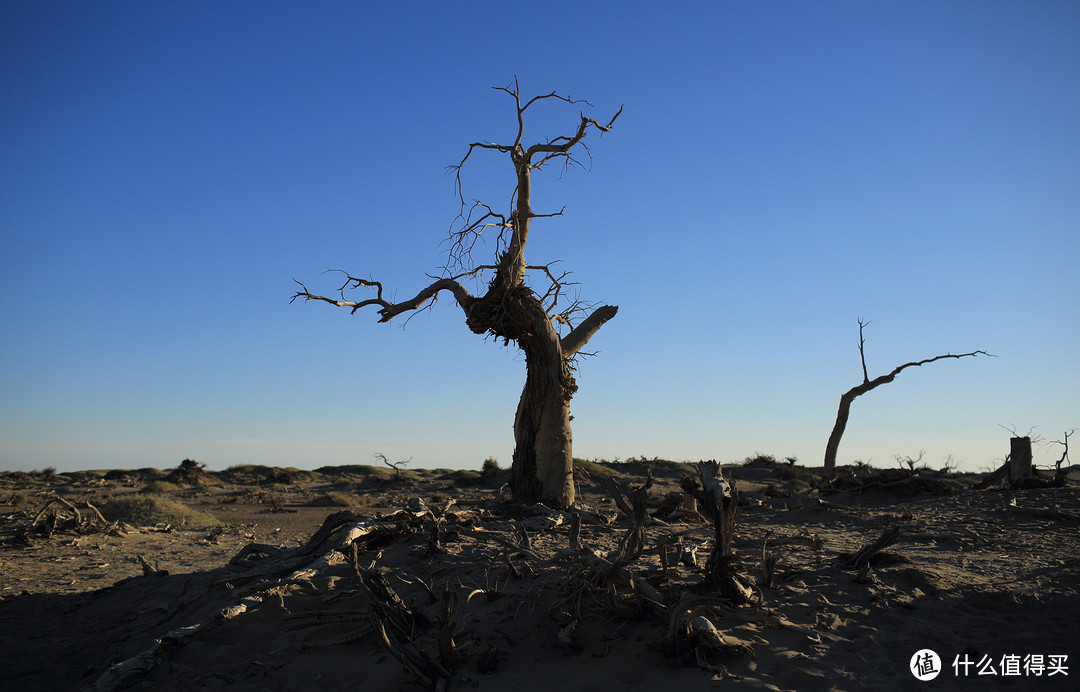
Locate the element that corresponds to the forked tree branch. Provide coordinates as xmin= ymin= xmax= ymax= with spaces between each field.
xmin=525 ymin=105 xmax=622 ymax=162
xmin=291 ymin=272 xmax=476 ymax=323
xmin=494 ymin=76 xmax=594 ymax=150
xmin=446 ymin=79 xmax=622 ymax=280
xmin=858 ymin=317 xmax=871 ymax=383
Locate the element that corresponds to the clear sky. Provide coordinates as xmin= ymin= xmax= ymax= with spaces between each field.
xmin=2 ymin=1 xmax=1077 ymax=474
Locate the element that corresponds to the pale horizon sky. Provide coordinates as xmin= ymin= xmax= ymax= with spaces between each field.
xmin=2 ymin=1 xmax=1077 ymax=474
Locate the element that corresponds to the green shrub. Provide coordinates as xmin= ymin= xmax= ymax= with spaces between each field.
xmin=481 ymin=457 xmax=500 ymax=477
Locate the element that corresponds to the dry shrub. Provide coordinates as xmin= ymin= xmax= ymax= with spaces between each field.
xmin=142 ymin=480 xmax=179 ymax=494
xmin=165 ymin=459 xmax=211 ymax=486
xmin=99 ymin=494 xmax=220 ymax=527
xmin=309 ymin=491 xmax=372 ymax=508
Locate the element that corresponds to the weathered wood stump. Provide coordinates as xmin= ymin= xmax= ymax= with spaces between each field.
xmin=1008 ymin=436 xmax=1033 ymax=487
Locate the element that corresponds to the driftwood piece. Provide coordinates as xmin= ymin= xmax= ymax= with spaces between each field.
xmin=845 ymin=525 xmax=901 ymax=570
xmin=22 ymin=491 xmax=114 ymax=539
xmin=816 ymin=498 xmax=859 ymax=512
xmin=354 ymin=548 xmax=429 ymax=639
xmin=602 ymin=471 xmax=652 ymax=564
xmin=436 ymin=584 xmax=461 ymax=670
xmin=975 ymin=462 xmax=1009 ymax=490
xmin=94 ymin=512 xmax=418 ymax=690
xmin=683 ymin=462 xmax=753 ymax=604
xmin=665 ymin=594 xmax=759 ymax=673
xmin=761 ymin=534 xmax=778 ymax=589
xmin=373 ymin=618 xmax=449 ymax=691
xmin=1005 ymin=498 xmax=1078 ymax=522
xmin=89 ymin=624 xmax=205 ymax=691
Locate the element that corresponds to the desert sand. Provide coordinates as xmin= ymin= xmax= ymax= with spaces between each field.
xmin=1 ymin=458 xmax=1077 ymax=691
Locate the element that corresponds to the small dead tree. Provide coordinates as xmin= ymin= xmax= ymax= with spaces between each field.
xmin=1051 ymin=429 xmax=1075 ymax=484
xmin=375 ymin=453 xmax=412 ymax=481
xmin=823 ymin=319 xmax=991 ymax=475
xmin=294 ymin=80 xmax=621 ymax=507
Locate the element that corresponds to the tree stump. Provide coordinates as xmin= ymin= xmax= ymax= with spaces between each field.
xmin=1008 ymin=437 xmax=1033 ymax=487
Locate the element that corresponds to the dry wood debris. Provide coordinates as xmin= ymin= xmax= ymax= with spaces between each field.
xmin=85 ymin=470 xmax=784 ymax=689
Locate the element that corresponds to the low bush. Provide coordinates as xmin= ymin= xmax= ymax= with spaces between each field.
xmin=308 ymin=491 xmax=372 ymax=508
xmin=142 ymin=480 xmax=179 ymax=494
xmin=99 ymin=494 xmax=220 ymax=527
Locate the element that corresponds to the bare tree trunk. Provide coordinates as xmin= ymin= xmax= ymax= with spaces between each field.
xmin=823 ymin=392 xmax=856 ymax=477
xmin=512 ymin=364 xmax=574 ymax=508
xmin=510 ymin=304 xmax=576 ymax=507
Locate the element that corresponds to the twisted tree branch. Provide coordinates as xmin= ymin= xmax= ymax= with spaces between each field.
xmin=291 ymin=273 xmax=476 ymax=323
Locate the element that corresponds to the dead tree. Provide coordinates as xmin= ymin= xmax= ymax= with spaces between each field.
xmin=293 ymin=79 xmax=621 ymax=508
xmin=375 ymin=452 xmax=411 ymax=481
xmin=681 ymin=462 xmax=753 ymax=603
xmin=1052 ymin=430 xmax=1075 ymax=484
xmin=823 ymin=319 xmax=990 ymax=475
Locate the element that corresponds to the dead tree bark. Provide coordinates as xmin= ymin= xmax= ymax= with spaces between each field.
xmin=293 ymin=79 xmax=621 ymax=508
xmin=823 ymin=319 xmax=991 ymax=475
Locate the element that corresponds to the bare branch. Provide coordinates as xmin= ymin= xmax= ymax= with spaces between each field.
xmin=1050 ymin=429 xmax=1075 ymax=474
xmin=447 ymin=142 xmax=514 ymax=208
xmin=494 ymin=76 xmax=594 ymax=150
xmin=530 ymin=206 xmax=566 ymax=220
xmin=292 ymin=273 xmax=476 ymax=324
xmin=877 ymin=350 xmax=995 ymax=382
xmin=443 ymin=201 xmax=511 ymax=271
xmin=999 ymin=423 xmax=1043 ymax=443
xmin=525 ymin=106 xmax=622 ymax=161
xmin=562 ymin=305 xmax=619 ymax=357
xmin=857 ymin=317 xmax=871 ymax=383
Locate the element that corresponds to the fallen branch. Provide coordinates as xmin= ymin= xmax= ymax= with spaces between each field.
xmin=1005 ymin=498 xmax=1077 ymax=522
xmin=845 ymin=525 xmax=902 ymax=570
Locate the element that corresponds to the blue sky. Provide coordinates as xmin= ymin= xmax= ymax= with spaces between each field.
xmin=2 ymin=1 xmax=1077 ymax=474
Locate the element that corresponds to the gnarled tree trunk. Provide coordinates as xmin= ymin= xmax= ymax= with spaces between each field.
xmin=512 ymin=341 xmax=575 ymax=507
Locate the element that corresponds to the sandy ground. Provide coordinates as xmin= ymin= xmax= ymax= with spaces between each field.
xmin=1 ymin=460 xmax=1077 ymax=691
